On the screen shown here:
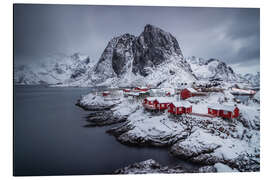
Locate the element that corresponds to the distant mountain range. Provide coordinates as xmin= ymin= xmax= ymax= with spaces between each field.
xmin=14 ymin=53 xmax=96 ymax=86
xmin=14 ymin=24 xmax=259 ymax=88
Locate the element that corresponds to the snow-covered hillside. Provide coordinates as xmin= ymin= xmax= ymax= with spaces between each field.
xmin=14 ymin=53 xmax=97 ymax=86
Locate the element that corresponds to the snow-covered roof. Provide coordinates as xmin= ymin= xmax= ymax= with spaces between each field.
xmin=146 ymin=97 xmax=157 ymax=101
xmin=186 ymin=88 xmax=197 ymax=93
xmin=155 ymin=97 xmax=173 ymax=103
xmin=139 ymin=86 xmax=148 ymax=89
xmin=160 ymin=88 xmax=175 ymax=93
xmin=231 ymin=88 xmax=256 ymax=95
xmin=207 ymin=104 xmax=236 ymax=112
xmin=171 ymin=101 xmax=191 ymax=108
xmin=127 ymin=92 xmax=140 ymax=96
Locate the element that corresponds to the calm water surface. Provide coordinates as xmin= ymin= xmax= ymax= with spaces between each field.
xmin=14 ymin=86 xmax=198 ymax=176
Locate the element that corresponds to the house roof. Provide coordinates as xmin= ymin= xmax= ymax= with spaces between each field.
xmin=146 ymin=97 xmax=157 ymax=101
xmin=160 ymin=88 xmax=175 ymax=94
xmin=231 ymin=88 xmax=256 ymax=95
xmin=207 ymin=104 xmax=236 ymax=112
xmin=127 ymin=92 xmax=140 ymax=96
xmin=139 ymin=86 xmax=148 ymax=89
xmin=155 ymin=97 xmax=174 ymax=103
xmin=171 ymin=101 xmax=191 ymax=108
xmin=186 ymin=88 xmax=197 ymax=93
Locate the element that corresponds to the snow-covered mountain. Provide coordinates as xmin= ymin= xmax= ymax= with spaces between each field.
xmin=186 ymin=56 xmax=241 ymax=82
xmin=243 ymin=72 xmax=260 ymax=87
xmin=14 ymin=24 xmax=259 ymax=88
xmin=89 ymin=24 xmax=196 ymax=87
xmin=14 ymin=53 xmax=96 ymax=85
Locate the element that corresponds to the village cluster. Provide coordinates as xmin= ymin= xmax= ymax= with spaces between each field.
xmin=99 ymin=84 xmax=256 ymax=120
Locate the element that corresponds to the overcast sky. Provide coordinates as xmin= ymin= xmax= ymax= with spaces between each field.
xmin=14 ymin=4 xmax=260 ymax=74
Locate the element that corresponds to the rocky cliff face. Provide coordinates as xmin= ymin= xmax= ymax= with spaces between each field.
xmin=91 ymin=24 xmax=195 ymax=87
xmin=132 ymin=24 xmax=184 ymax=76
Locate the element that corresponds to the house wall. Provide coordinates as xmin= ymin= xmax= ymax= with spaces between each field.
xmin=158 ymin=103 xmax=169 ymax=110
xmin=180 ymin=89 xmax=191 ymax=99
xmin=168 ymin=104 xmax=176 ymax=114
xmin=208 ymin=108 xmax=218 ymax=116
xmin=233 ymin=107 xmax=240 ymax=118
xmin=186 ymin=107 xmax=192 ymax=114
xmin=219 ymin=110 xmax=232 ymax=119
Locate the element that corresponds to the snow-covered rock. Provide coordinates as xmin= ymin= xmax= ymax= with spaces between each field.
xmin=107 ymin=108 xmax=191 ymax=146
xmin=186 ymin=56 xmax=240 ymax=82
xmin=243 ymin=72 xmax=260 ymax=87
xmin=214 ymin=163 xmax=239 ymax=172
xmin=114 ymin=159 xmax=197 ymax=174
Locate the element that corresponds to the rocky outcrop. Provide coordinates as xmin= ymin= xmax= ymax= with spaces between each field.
xmin=114 ymin=159 xmax=195 ymax=174
xmin=107 ymin=109 xmax=191 ymax=147
xmin=114 ymin=159 xmax=221 ymax=174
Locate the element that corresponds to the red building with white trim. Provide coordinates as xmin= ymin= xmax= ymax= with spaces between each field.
xmin=143 ymin=97 xmax=158 ymax=110
xmin=208 ymin=105 xmax=239 ymax=119
xmin=168 ymin=101 xmax=192 ymax=115
xmin=180 ymin=88 xmax=206 ymax=99
xmin=135 ymin=87 xmax=149 ymax=92
xmin=154 ymin=97 xmax=173 ymax=110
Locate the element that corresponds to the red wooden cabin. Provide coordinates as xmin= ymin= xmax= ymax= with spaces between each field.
xmin=135 ymin=87 xmax=149 ymax=92
xmin=143 ymin=97 xmax=158 ymax=110
xmin=154 ymin=97 xmax=173 ymax=110
xmin=180 ymin=88 xmax=206 ymax=100
xmin=123 ymin=89 xmax=131 ymax=93
xmin=208 ymin=105 xmax=239 ymax=119
xmin=102 ymin=91 xmax=110 ymax=97
xmin=168 ymin=102 xmax=192 ymax=115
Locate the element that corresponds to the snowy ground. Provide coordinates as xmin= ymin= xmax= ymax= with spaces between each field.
xmin=77 ymin=88 xmax=260 ymax=173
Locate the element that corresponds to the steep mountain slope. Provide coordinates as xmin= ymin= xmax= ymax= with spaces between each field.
xmin=14 ymin=53 xmax=96 ymax=85
xmin=90 ymin=24 xmax=196 ymax=87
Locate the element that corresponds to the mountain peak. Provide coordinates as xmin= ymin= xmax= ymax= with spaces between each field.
xmin=92 ymin=24 xmax=193 ymax=86
xmin=144 ymin=24 xmax=161 ymax=32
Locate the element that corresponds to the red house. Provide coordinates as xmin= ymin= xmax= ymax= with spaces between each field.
xmin=168 ymin=101 xmax=192 ymax=115
xmin=123 ymin=89 xmax=131 ymax=93
xmin=102 ymin=91 xmax=110 ymax=97
xmin=154 ymin=97 xmax=173 ymax=110
xmin=143 ymin=97 xmax=158 ymax=110
xmin=208 ymin=105 xmax=239 ymax=119
xmin=180 ymin=88 xmax=206 ymax=100
xmin=135 ymin=87 xmax=149 ymax=92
